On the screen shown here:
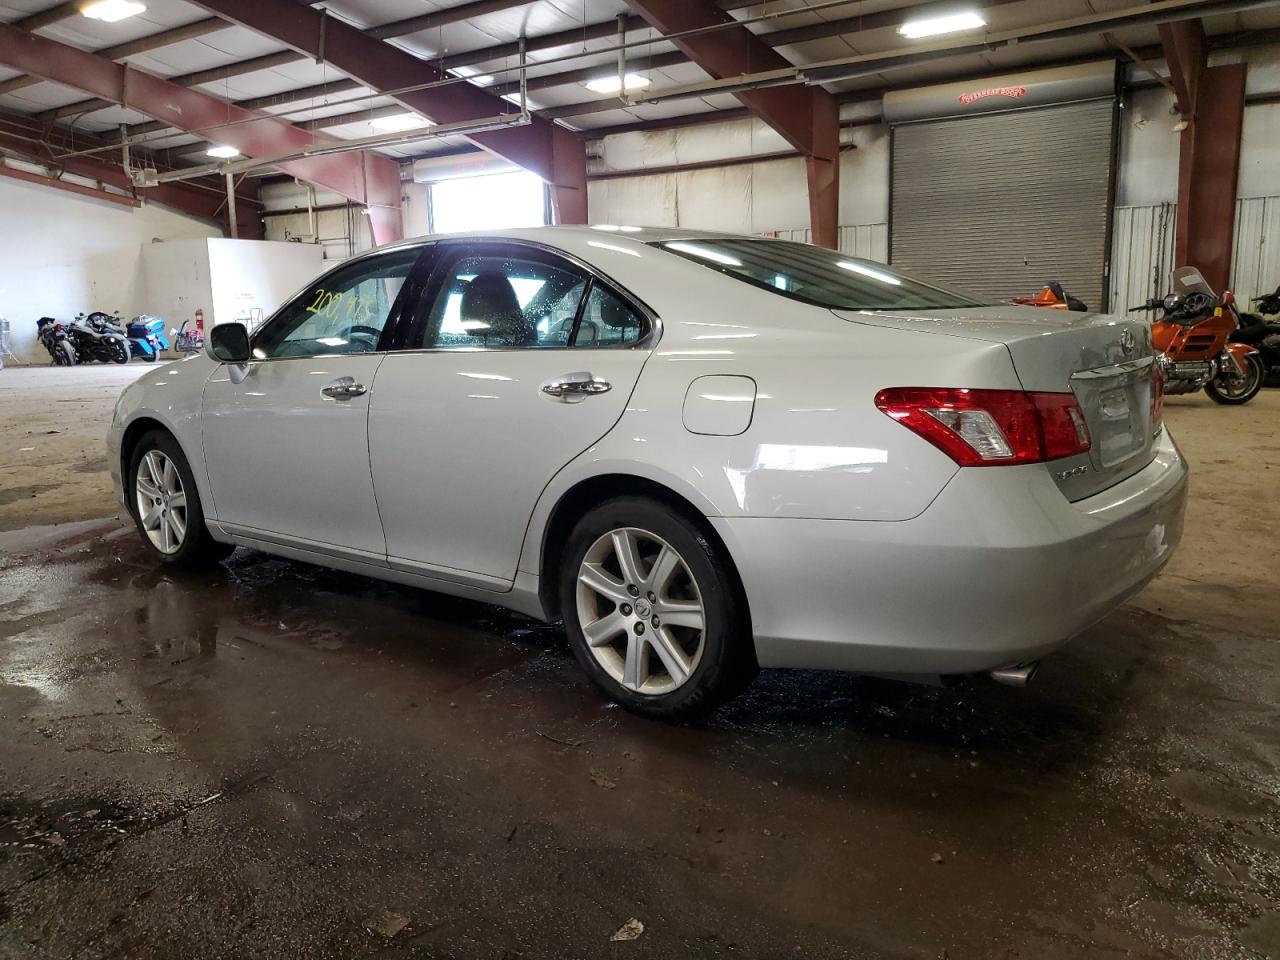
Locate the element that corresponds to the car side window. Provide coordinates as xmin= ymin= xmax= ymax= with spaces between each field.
xmin=421 ymin=252 xmax=588 ymax=350
xmin=574 ymin=283 xmax=644 ymax=347
xmin=253 ymin=249 xmax=420 ymax=359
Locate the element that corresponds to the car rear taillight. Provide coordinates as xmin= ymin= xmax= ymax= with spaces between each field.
xmin=874 ymin=387 xmax=1091 ymax=467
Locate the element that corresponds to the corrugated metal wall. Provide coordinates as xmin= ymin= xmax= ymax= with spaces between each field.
xmin=1108 ymin=198 xmax=1280 ymax=313
xmin=1232 ymin=196 xmax=1280 ymax=307
xmin=769 ymin=223 xmax=890 ymax=262
xmin=1109 ymin=203 xmax=1176 ymax=314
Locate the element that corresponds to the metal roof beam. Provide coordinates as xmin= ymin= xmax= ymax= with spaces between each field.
xmin=184 ymin=0 xmax=587 ymax=222
xmin=0 ymin=21 xmax=403 ymax=242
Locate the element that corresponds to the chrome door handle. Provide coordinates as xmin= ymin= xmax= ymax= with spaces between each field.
xmin=321 ymin=376 xmax=367 ymax=400
xmin=541 ymin=372 xmax=612 ymax=401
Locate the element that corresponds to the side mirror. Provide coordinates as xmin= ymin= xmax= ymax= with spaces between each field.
xmin=208 ymin=322 xmax=251 ymax=363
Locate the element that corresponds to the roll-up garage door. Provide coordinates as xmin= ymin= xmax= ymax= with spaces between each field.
xmin=888 ymin=64 xmax=1117 ymax=311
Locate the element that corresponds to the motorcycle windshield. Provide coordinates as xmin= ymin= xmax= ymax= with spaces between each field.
xmin=1171 ymin=265 xmax=1217 ymax=299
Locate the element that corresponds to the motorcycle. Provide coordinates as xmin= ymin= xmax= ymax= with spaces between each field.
xmin=124 ymin=314 xmax=170 ymax=362
xmin=36 ymin=316 xmax=76 ymax=366
xmin=1250 ymin=283 xmax=1280 ymax=317
xmin=67 ymin=311 xmax=130 ymax=364
xmin=1130 ymin=266 xmax=1264 ymax=405
xmin=171 ymin=318 xmax=204 ymax=355
xmin=1011 ymin=281 xmax=1089 ymax=312
xmin=1231 ymin=306 xmax=1280 ymax=389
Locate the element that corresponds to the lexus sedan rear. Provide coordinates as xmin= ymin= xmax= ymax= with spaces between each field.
xmin=108 ymin=227 xmax=1187 ymax=718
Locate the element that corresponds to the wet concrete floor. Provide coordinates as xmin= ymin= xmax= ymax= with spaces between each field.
xmin=0 ymin=376 xmax=1278 ymax=959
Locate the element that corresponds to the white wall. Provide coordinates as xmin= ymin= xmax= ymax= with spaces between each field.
xmin=141 ymin=238 xmax=323 ymax=334
xmin=206 ymin=238 xmax=323 ymax=327
xmin=0 ymin=175 xmax=219 ymax=363
xmin=259 ymin=179 xmax=375 ymax=262
xmin=585 ymin=110 xmax=890 ymax=236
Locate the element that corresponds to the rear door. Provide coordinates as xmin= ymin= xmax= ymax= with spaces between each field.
xmin=368 ymin=241 xmax=653 ymax=587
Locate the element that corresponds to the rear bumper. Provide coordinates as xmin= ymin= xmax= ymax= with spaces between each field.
xmin=712 ymin=428 xmax=1187 ymax=676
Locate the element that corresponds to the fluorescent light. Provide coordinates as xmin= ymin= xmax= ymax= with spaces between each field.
xmin=838 ymin=260 xmax=902 ymax=286
xmin=585 ymin=73 xmax=651 ymax=95
xmin=370 ymin=113 xmax=431 ymax=132
xmin=898 ymin=11 xmax=985 ymax=39
xmin=666 ymin=241 xmax=742 ymax=267
xmin=206 ymin=144 xmax=240 ymax=159
xmin=81 ymin=0 xmax=146 ymax=21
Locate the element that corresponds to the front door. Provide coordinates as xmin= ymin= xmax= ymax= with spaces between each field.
xmin=202 ymin=247 xmax=426 ymax=561
xmin=369 ymin=242 xmax=653 ymax=586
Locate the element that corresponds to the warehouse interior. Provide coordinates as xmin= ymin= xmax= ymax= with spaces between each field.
xmin=1 ymin=0 xmax=1279 ymax=957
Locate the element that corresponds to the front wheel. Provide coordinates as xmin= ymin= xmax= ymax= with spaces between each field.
xmin=128 ymin=431 xmax=235 ymax=566
xmin=559 ymin=497 xmax=756 ymax=720
xmin=1205 ymin=354 xmax=1264 ymax=405
xmin=55 ymin=341 xmax=75 ymax=366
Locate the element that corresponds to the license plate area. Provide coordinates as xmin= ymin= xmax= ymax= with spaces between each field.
xmin=1071 ymin=361 xmax=1153 ymax=470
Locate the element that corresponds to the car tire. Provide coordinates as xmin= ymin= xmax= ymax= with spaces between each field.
xmin=1205 ymin=354 xmax=1264 ymax=405
xmin=559 ymin=496 xmax=757 ymax=720
xmin=127 ymin=430 xmax=235 ymax=567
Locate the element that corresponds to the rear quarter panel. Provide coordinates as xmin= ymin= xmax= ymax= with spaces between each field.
xmin=517 ymin=244 xmax=1026 ymax=573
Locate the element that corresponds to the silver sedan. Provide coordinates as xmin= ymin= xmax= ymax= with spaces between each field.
xmin=108 ymin=227 xmax=1186 ymax=718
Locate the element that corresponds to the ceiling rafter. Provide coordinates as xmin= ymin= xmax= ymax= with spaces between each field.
xmin=0 ymin=20 xmax=404 ymax=242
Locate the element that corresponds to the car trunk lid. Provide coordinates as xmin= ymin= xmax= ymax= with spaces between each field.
xmin=833 ymin=305 xmax=1157 ymax=500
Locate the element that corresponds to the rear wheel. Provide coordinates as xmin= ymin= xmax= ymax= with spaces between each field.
xmin=55 ymin=342 xmax=75 ymax=366
xmin=1205 ymin=354 xmax=1264 ymax=405
xmin=128 ymin=431 xmax=234 ymax=567
xmin=559 ymin=497 xmax=756 ymax=720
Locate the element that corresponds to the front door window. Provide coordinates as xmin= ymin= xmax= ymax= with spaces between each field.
xmin=253 ymin=249 xmax=421 ymax=358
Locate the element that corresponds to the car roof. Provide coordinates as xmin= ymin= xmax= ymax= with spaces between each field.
xmin=371 ymin=224 xmax=768 ymax=257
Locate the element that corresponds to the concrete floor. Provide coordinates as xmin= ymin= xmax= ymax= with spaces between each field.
xmin=1 ymin=365 xmax=1278 ymax=959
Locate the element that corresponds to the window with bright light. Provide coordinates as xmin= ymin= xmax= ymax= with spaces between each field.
xmin=429 ymin=171 xmax=547 ymax=233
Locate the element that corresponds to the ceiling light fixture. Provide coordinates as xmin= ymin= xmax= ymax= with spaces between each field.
xmin=206 ymin=144 xmax=241 ymax=159
xmin=898 ymin=10 xmax=986 ymax=40
xmin=81 ymin=0 xmax=146 ymax=21
xmin=370 ymin=113 xmax=432 ymax=132
xmin=585 ymin=73 xmax=651 ymax=95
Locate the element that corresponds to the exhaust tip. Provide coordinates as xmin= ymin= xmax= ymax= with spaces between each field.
xmin=989 ymin=662 xmax=1039 ymax=687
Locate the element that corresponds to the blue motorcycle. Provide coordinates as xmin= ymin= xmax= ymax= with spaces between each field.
xmin=124 ymin=315 xmax=170 ymax=362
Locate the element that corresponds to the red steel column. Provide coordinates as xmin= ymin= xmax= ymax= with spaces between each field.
xmin=1159 ymin=19 xmax=1245 ymax=292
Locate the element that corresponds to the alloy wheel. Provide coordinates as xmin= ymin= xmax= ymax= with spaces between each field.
xmin=575 ymin=527 xmax=706 ymax=695
xmin=135 ymin=450 xmax=188 ymax=555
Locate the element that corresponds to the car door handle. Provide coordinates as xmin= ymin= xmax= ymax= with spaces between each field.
xmin=321 ymin=376 xmax=367 ymax=400
xmin=541 ymin=372 xmax=612 ymax=401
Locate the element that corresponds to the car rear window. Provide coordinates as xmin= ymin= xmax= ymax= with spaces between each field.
xmin=653 ymin=238 xmax=990 ymax=310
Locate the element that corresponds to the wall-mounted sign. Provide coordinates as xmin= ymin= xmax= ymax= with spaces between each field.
xmin=957 ymin=85 xmax=1028 ymax=106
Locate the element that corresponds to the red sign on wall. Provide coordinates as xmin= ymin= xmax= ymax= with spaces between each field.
xmin=957 ymin=85 xmax=1028 ymax=106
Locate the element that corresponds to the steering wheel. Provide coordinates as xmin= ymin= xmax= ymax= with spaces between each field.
xmin=339 ymin=324 xmax=382 ymax=351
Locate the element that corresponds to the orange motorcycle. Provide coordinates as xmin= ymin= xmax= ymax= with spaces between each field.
xmin=1130 ymin=266 xmax=1264 ymax=405
xmin=1011 ymin=281 xmax=1088 ymax=312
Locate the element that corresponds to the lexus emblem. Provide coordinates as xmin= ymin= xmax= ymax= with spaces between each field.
xmin=1119 ymin=328 xmax=1135 ymax=357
